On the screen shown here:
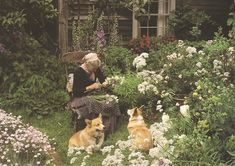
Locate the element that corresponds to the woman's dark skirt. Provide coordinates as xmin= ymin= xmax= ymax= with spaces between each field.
xmin=67 ymin=96 xmax=121 ymax=136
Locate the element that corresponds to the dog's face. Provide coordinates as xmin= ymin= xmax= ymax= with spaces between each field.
xmin=127 ymin=106 xmax=144 ymax=122
xmin=85 ymin=114 xmax=105 ymax=134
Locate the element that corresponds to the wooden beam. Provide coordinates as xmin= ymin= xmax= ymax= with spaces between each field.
xmin=132 ymin=5 xmax=139 ymax=38
xmin=59 ymin=0 xmax=68 ymax=58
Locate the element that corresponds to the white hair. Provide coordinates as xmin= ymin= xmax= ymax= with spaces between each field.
xmin=82 ymin=53 xmax=101 ymax=69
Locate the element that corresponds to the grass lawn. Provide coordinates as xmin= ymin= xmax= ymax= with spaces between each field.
xmin=7 ymin=109 xmax=129 ymax=165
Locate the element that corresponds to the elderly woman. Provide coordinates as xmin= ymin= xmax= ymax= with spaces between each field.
xmin=68 ymin=53 xmax=120 ymax=136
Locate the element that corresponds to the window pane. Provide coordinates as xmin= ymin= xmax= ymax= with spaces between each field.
xmin=149 ymin=28 xmax=157 ymax=36
xmin=150 ymin=2 xmax=158 ymax=14
xmin=139 ymin=16 xmax=148 ymax=27
xmin=149 ymin=16 xmax=157 ymax=26
xmin=140 ymin=28 xmax=148 ymax=36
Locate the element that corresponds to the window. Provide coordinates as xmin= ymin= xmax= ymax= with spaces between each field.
xmin=132 ymin=0 xmax=175 ymax=38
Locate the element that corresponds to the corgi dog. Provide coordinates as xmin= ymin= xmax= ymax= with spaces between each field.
xmin=127 ymin=106 xmax=153 ymax=151
xmin=68 ymin=114 xmax=105 ymax=151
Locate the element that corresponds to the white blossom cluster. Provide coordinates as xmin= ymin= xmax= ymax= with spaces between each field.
xmin=133 ymin=52 xmax=149 ymax=71
xmin=194 ymin=62 xmax=208 ymax=76
xmin=102 ymin=149 xmax=125 ymax=166
xmin=137 ymin=70 xmax=164 ymax=83
xmin=100 ymin=145 xmax=115 ymax=155
xmin=128 ymin=151 xmax=149 ymax=166
xmin=228 ymin=47 xmax=234 ymax=55
xmin=68 ymin=146 xmax=93 ymax=165
xmin=156 ymin=100 xmax=163 ymax=112
xmin=148 ymin=114 xmax=173 ymax=165
xmin=186 ymin=46 xmax=197 ymax=57
xmin=137 ymin=70 xmax=166 ymax=95
xmin=206 ymin=40 xmax=213 ymax=45
xmin=137 ymin=81 xmax=158 ymax=95
xmin=212 ymin=59 xmax=230 ymax=80
xmin=105 ymin=94 xmax=119 ymax=104
xmin=0 ymin=109 xmax=55 ymax=165
xmin=179 ymin=105 xmax=190 ymax=117
xmin=115 ymin=139 xmax=132 ymax=150
xmin=166 ymin=52 xmax=183 ymax=61
xmin=198 ymin=50 xmax=205 ymax=55
xmin=103 ymin=76 xmax=124 ymax=88
xmin=177 ymin=40 xmax=185 ymax=47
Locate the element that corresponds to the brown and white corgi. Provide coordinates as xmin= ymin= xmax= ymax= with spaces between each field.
xmin=69 ymin=114 xmax=105 ymax=151
xmin=127 ymin=106 xmax=153 ymax=151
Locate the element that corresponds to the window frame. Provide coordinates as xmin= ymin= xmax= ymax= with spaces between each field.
xmin=132 ymin=0 xmax=176 ymax=38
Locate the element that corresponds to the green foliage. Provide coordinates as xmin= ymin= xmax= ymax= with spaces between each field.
xmin=0 ymin=75 xmax=69 ymax=116
xmin=204 ymin=29 xmax=230 ymax=55
xmin=71 ymin=13 xmax=95 ymax=51
xmin=113 ymin=74 xmax=145 ymax=110
xmin=0 ymin=36 xmax=65 ymax=93
xmin=168 ymin=5 xmax=215 ymax=40
xmin=226 ymin=135 xmax=235 ymax=161
xmin=0 ymin=0 xmax=57 ymax=50
xmin=227 ymin=4 xmax=235 ymax=39
xmin=0 ymin=11 xmax=27 ymax=29
xmin=104 ymin=46 xmax=134 ymax=75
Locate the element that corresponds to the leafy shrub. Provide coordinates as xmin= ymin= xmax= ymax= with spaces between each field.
xmin=104 ymin=46 xmax=134 ymax=75
xmin=168 ymin=5 xmax=215 ymax=40
xmin=112 ymin=74 xmax=145 ymax=113
xmin=0 ymin=75 xmax=69 ymax=116
xmin=129 ymin=30 xmax=235 ymax=164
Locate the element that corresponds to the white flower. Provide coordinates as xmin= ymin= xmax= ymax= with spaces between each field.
xmin=198 ymin=50 xmax=205 ymax=55
xmin=156 ymin=105 xmax=162 ymax=110
xmin=178 ymin=134 xmax=186 ymax=140
xmin=206 ymin=40 xmax=213 ymax=45
xmin=228 ymin=47 xmax=234 ymax=53
xmin=224 ymin=72 xmax=230 ymax=77
xmin=149 ymin=147 xmax=160 ymax=158
xmin=177 ymin=40 xmax=184 ymax=47
xmin=162 ymin=113 xmax=170 ymax=124
xmin=186 ymin=46 xmax=197 ymax=54
xmin=196 ymin=62 xmax=202 ymax=68
xmin=167 ymin=53 xmax=178 ymax=60
xmin=133 ymin=53 xmax=149 ymax=70
xmin=70 ymin=157 xmax=78 ymax=164
xmin=140 ymin=52 xmax=149 ymax=58
xmin=178 ymin=74 xmax=182 ymax=79
xmin=180 ymin=105 xmax=190 ymax=117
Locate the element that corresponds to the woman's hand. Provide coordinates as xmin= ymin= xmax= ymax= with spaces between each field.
xmin=86 ymin=83 xmax=102 ymax=91
xmin=101 ymin=82 xmax=109 ymax=88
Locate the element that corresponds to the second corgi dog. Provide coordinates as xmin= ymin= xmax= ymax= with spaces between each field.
xmin=127 ymin=106 xmax=153 ymax=151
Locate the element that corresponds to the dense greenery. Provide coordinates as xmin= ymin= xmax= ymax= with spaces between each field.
xmin=0 ymin=0 xmax=68 ymax=116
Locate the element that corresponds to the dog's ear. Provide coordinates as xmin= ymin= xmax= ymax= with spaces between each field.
xmin=133 ymin=107 xmax=139 ymax=117
xmin=98 ymin=113 xmax=102 ymax=118
xmin=138 ymin=105 xmax=144 ymax=115
xmin=85 ymin=119 xmax=92 ymax=127
xmin=139 ymin=105 xmax=144 ymax=110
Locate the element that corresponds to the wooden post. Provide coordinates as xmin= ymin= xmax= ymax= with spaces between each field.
xmin=132 ymin=5 xmax=139 ymax=38
xmin=59 ymin=0 xmax=68 ymax=58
